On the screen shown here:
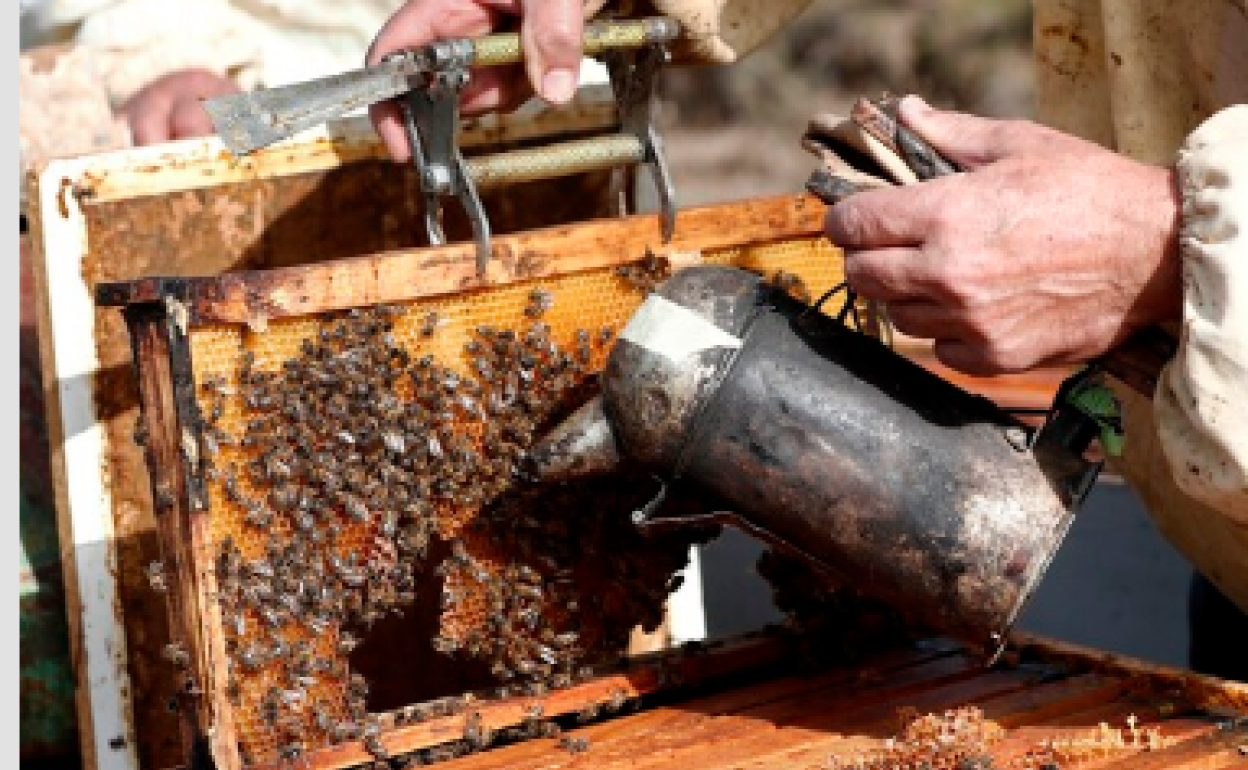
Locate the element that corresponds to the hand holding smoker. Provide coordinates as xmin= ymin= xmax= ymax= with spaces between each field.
xmin=528 ymin=97 xmax=1175 ymax=657
xmin=206 ymin=45 xmax=1169 ymax=657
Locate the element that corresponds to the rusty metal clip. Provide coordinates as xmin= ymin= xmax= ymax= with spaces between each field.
xmin=203 ymin=17 xmax=683 ymax=278
xmin=603 ymin=43 xmax=678 ymax=242
xmin=394 ymin=41 xmax=492 ymax=274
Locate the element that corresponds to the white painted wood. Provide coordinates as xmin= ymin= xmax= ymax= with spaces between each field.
xmin=78 ymin=84 xmax=618 ymax=204
xmin=37 ymin=154 xmax=139 ymax=770
xmin=667 ymin=546 xmax=709 ymax=644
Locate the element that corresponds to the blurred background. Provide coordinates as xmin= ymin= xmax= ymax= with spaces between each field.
xmin=657 ymin=0 xmax=1035 ymax=204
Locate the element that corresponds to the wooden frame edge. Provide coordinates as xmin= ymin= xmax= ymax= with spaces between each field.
xmin=59 ymin=87 xmax=619 ymax=206
xmin=1008 ymin=631 xmax=1248 ymax=715
xmin=123 ymin=300 xmax=242 ymax=770
xmin=246 ymin=633 xmax=791 ymax=770
xmin=28 ymin=164 xmax=140 ymax=770
xmin=95 ymin=193 xmax=829 ymax=325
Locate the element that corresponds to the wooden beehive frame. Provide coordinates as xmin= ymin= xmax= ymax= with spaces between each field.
xmin=23 ymin=87 xmax=639 ymax=770
xmin=94 ymin=194 xmax=829 ymax=770
xmin=97 ymin=195 xmax=826 ymax=325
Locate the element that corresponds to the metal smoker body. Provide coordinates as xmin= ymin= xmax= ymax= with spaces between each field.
xmin=532 ymin=265 xmax=1098 ymax=652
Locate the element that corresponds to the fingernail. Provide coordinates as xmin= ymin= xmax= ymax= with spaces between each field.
xmin=541 ymin=68 xmax=577 ymax=104
xmin=901 ymin=94 xmax=933 ymax=116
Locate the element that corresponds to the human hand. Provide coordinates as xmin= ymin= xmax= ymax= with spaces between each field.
xmin=123 ymin=68 xmax=240 ymax=145
xmin=824 ymin=96 xmax=1182 ymax=376
xmin=368 ymin=0 xmax=588 ymax=162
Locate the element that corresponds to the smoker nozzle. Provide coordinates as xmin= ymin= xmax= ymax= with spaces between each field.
xmin=525 ymin=396 xmax=623 ymax=484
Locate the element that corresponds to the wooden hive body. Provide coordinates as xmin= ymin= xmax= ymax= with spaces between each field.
xmin=34 ymin=84 xmax=1245 ymax=770
xmin=93 ymin=195 xmax=841 ymax=770
xmin=29 ymin=80 xmax=850 ymax=770
xmin=86 ymin=183 xmax=1248 ymax=770
xmin=23 ymin=88 xmax=682 ymax=770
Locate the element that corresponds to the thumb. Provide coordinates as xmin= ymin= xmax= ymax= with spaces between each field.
xmin=521 ymin=0 xmax=584 ymax=105
xmin=897 ymin=95 xmax=1018 ymax=170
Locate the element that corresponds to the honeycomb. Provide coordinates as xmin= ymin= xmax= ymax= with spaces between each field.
xmin=183 ymin=237 xmax=844 ymax=764
xmin=1026 ymin=717 xmax=1168 ymax=767
xmin=826 ymin=707 xmax=1007 ymax=770
xmin=824 ymin=708 xmax=1170 ymax=769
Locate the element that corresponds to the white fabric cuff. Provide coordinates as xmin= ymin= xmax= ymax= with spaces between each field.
xmin=1155 ymin=104 xmax=1248 ymax=525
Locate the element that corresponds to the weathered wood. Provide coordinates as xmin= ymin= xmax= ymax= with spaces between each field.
xmin=395 ymin=642 xmax=1243 ymax=770
xmin=27 ymin=159 xmax=107 ymax=770
xmin=94 ymin=194 xmax=828 ymax=325
xmin=1010 ymin=631 xmax=1248 ymax=714
xmin=122 ymin=303 xmax=240 ymax=770
xmin=980 ymin=673 xmax=1128 ymax=728
xmin=1097 ymin=720 xmax=1248 ymax=770
xmin=28 ymin=87 xmax=630 ymax=770
xmin=247 ymin=634 xmax=790 ymax=770
xmin=67 ymin=96 xmax=618 ymax=205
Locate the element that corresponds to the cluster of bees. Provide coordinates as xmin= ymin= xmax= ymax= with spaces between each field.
xmin=184 ymin=284 xmax=717 ymax=765
xmin=826 ymin=707 xmax=1007 ymax=770
xmin=1029 ymin=716 xmax=1166 ymax=767
xmin=614 ymin=251 xmax=672 ymax=294
xmin=823 ymin=705 xmax=1164 ymax=769
xmin=754 ymin=547 xmax=914 ymax=667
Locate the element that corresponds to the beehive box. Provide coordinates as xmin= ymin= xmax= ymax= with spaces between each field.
xmin=32 ymin=76 xmax=1166 ymax=770
xmin=91 ymin=186 xmax=843 ymax=770
xmin=375 ymin=632 xmax=1248 ymax=770
xmin=23 ymin=86 xmax=692 ymax=770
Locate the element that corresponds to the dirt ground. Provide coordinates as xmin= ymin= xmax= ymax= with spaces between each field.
xmin=656 ymin=0 xmax=1034 ymax=204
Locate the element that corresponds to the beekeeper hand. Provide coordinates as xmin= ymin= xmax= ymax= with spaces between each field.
xmin=824 ymin=96 xmax=1182 ymax=375
xmin=367 ymin=0 xmax=588 ymax=163
xmin=124 ymin=68 xmax=240 ymax=145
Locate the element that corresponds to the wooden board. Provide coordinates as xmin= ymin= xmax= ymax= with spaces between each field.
xmin=24 ymin=92 xmax=628 ymax=770
xmin=395 ymin=635 xmax=1248 ymax=770
xmin=95 ymin=193 xmax=828 ymax=323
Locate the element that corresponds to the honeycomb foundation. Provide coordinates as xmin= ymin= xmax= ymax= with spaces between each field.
xmin=179 ymin=240 xmax=844 ymax=764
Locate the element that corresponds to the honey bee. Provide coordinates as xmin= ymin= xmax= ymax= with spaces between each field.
xmin=539 ymin=721 xmax=562 ymax=738
xmin=605 ymin=688 xmax=629 ymax=713
xmin=337 ymin=631 xmax=362 ymax=655
xmin=236 ymin=642 xmax=267 ymax=671
xmin=243 ymin=505 xmax=273 ymax=529
xmin=363 ymin=728 xmax=388 ymax=759
xmin=420 ymin=311 xmax=442 ymax=337
xmin=162 ymin=642 xmax=191 ymax=668
xmin=145 ymin=561 xmax=168 ymax=592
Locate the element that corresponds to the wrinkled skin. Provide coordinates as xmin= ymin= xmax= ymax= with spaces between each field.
xmin=124 ymin=67 xmax=240 ymax=144
xmin=824 ymin=96 xmax=1182 ymax=376
xmin=367 ymin=0 xmax=587 ymax=162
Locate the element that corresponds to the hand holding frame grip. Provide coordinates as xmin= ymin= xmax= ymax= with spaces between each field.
xmin=204 ymin=18 xmax=683 ymax=276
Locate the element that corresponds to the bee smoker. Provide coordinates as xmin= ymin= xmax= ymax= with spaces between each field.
xmin=529 ymin=264 xmax=1103 ymax=654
